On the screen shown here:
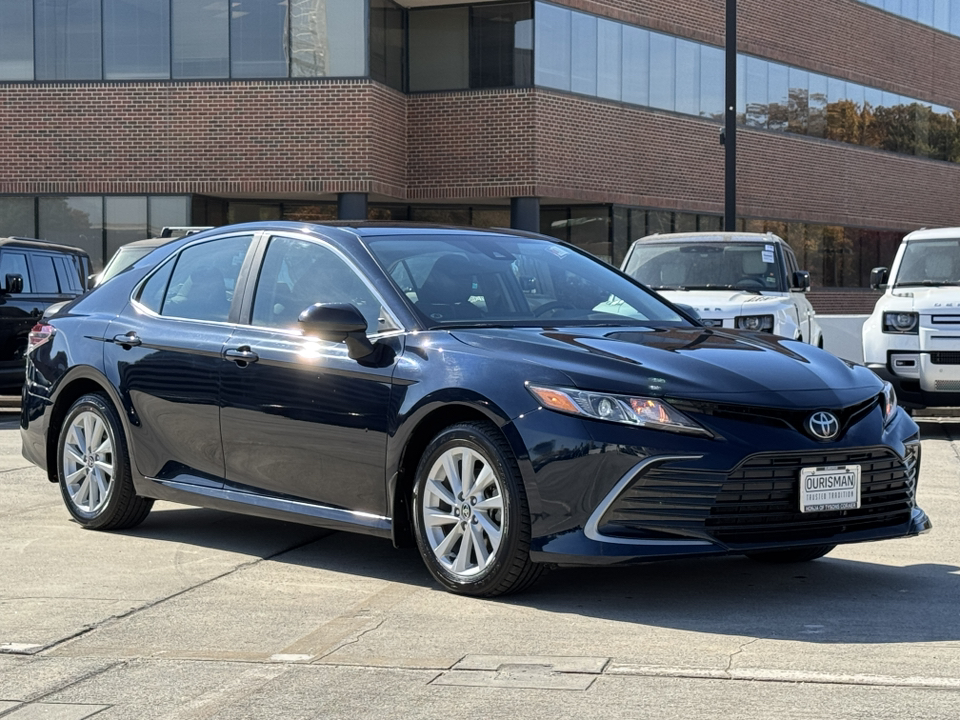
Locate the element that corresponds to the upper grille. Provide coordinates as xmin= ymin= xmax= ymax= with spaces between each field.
xmin=597 ymin=446 xmax=918 ymax=546
xmin=931 ymin=351 xmax=960 ymax=365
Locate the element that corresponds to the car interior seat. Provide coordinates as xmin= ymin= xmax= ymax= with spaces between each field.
xmin=416 ymin=254 xmax=482 ymax=321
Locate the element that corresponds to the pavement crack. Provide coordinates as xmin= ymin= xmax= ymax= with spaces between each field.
xmin=314 ymin=617 xmax=386 ymax=661
xmin=724 ymin=637 xmax=762 ymax=677
xmin=37 ymin=532 xmax=329 ymax=656
xmin=22 ymin=659 xmax=127 ymax=705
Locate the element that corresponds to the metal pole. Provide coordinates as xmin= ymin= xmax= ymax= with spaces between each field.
xmin=724 ymin=0 xmax=737 ymax=232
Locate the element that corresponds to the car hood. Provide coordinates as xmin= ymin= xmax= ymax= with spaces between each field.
xmin=449 ymin=326 xmax=881 ymax=408
xmin=657 ymin=289 xmax=786 ymax=317
xmin=886 ymin=286 xmax=960 ymax=314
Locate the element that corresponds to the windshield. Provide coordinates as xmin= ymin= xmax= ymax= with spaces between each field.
xmin=97 ymin=245 xmax=156 ymax=286
xmin=894 ymin=239 xmax=960 ymax=287
xmin=623 ymin=241 xmax=786 ymax=292
xmin=365 ymin=233 xmax=688 ymax=327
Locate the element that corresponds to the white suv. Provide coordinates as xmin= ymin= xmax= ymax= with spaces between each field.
xmin=863 ymin=226 xmax=960 ymax=409
xmin=621 ymin=232 xmax=822 ymax=345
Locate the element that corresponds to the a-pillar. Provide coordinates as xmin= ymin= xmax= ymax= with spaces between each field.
xmin=337 ymin=193 xmax=368 ymax=220
xmin=510 ymin=197 xmax=540 ymax=233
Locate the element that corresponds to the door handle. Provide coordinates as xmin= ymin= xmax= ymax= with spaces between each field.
xmin=224 ymin=346 xmax=259 ymax=365
xmin=112 ymin=332 xmax=142 ymax=348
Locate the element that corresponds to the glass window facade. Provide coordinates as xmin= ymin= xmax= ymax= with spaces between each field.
xmin=2 ymin=196 xmax=190 ymax=271
xmin=103 ymin=0 xmax=170 ymax=80
xmin=231 ymin=0 xmax=289 ymax=78
xmin=35 ymin=0 xmax=102 ymax=80
xmin=0 ymin=0 xmax=34 ymax=80
xmin=1 ymin=0 xmax=366 ymax=81
xmin=534 ymin=2 xmax=959 ymax=163
xmin=409 ymin=1 xmax=531 ymax=91
xmin=370 ymin=0 xmax=404 ymax=89
xmin=862 ymin=0 xmax=960 ymax=37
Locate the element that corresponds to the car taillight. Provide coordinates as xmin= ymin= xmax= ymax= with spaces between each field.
xmin=28 ymin=322 xmax=55 ymax=351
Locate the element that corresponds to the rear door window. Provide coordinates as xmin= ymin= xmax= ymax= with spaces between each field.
xmin=31 ymin=255 xmax=60 ymax=294
xmin=53 ymin=256 xmax=83 ymax=294
xmin=0 ymin=251 xmax=32 ymax=293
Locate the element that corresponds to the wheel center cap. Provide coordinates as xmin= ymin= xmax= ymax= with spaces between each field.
xmin=460 ymin=502 xmax=471 ymax=519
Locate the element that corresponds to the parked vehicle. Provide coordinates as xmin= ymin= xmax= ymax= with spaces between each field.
xmin=94 ymin=227 xmax=214 ymax=287
xmin=864 ymin=227 xmax=960 ymax=409
xmin=621 ymin=232 xmax=823 ymax=346
xmin=22 ymin=223 xmax=928 ymax=596
xmin=0 ymin=237 xmax=90 ymax=393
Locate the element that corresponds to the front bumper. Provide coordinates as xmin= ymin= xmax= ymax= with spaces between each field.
xmin=868 ymin=361 xmax=960 ymax=409
xmin=512 ymin=402 xmax=928 ymax=565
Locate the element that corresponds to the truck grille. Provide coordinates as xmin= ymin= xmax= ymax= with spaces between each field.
xmin=930 ymin=352 xmax=960 ymax=365
xmin=597 ymin=446 xmax=918 ymax=545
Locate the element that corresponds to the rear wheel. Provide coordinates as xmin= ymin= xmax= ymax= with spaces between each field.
xmin=745 ymin=544 xmax=835 ymax=563
xmin=412 ymin=421 xmax=543 ymax=596
xmin=57 ymin=393 xmax=153 ymax=530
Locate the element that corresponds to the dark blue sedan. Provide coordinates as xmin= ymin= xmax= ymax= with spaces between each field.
xmin=20 ymin=223 xmax=931 ymax=596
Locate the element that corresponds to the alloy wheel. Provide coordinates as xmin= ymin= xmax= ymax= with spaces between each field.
xmin=421 ymin=445 xmax=505 ymax=578
xmin=61 ymin=410 xmax=115 ymax=515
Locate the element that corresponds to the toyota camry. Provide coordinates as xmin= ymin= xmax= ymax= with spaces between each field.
xmin=21 ymin=222 xmax=931 ymax=596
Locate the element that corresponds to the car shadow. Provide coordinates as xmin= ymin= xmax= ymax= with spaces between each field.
xmin=120 ymin=505 xmax=958 ymax=645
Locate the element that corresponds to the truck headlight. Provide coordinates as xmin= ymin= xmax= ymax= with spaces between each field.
xmin=735 ymin=314 xmax=774 ymax=332
xmin=882 ymin=312 xmax=918 ymax=334
xmin=527 ymin=385 xmax=712 ymax=437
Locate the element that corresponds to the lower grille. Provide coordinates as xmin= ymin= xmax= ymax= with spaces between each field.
xmin=597 ymin=446 xmax=918 ymax=545
xmin=935 ymin=380 xmax=960 ymax=391
xmin=931 ymin=352 xmax=960 ymax=365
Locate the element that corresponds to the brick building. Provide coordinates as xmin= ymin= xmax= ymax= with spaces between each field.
xmin=1 ymin=0 xmax=958 ymax=297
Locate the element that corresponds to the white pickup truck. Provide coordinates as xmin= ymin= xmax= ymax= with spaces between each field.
xmin=621 ymin=231 xmax=822 ymax=346
xmin=863 ymin=226 xmax=960 ymax=409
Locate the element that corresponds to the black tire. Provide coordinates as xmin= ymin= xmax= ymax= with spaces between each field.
xmin=412 ymin=421 xmax=543 ymax=597
xmin=745 ymin=544 xmax=835 ymax=563
xmin=56 ymin=393 xmax=153 ymax=530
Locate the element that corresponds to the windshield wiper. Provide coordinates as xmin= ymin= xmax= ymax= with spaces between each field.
xmin=895 ymin=280 xmax=960 ymax=287
xmin=651 ymin=285 xmax=686 ymax=291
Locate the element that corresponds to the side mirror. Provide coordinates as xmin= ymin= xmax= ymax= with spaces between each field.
xmin=870 ymin=267 xmax=889 ymax=291
xmin=298 ymin=303 xmax=375 ymax=360
xmin=792 ymin=270 xmax=811 ymax=292
xmin=3 ymin=273 xmax=24 ymax=294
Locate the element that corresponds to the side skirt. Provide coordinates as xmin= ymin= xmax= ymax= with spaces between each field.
xmin=136 ymin=476 xmax=393 ymax=539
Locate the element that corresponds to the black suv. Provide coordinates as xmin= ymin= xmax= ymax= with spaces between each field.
xmin=0 ymin=237 xmax=90 ymax=393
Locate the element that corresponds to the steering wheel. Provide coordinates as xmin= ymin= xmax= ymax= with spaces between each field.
xmin=735 ymin=277 xmax=765 ymax=289
xmin=533 ymin=300 xmax=576 ymax=317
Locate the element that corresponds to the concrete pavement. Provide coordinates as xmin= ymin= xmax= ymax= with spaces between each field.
xmin=1 ymin=409 xmax=958 ymax=719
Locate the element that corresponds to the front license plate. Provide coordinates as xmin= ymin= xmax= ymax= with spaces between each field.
xmin=799 ymin=465 xmax=861 ymax=513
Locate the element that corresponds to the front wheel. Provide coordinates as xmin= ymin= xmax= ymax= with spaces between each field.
xmin=745 ymin=544 xmax=835 ymax=563
xmin=412 ymin=421 xmax=543 ymax=596
xmin=57 ymin=393 xmax=153 ymax=530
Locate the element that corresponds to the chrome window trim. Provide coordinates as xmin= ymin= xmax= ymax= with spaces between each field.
xmin=584 ymin=453 xmax=711 ymax=546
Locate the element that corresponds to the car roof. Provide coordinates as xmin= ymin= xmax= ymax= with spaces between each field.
xmin=0 ymin=236 xmax=91 ymax=257
xmin=634 ymin=231 xmax=786 ymax=245
xmin=114 ymin=236 xmax=175 ymax=250
xmin=902 ymin=227 xmax=960 ymax=242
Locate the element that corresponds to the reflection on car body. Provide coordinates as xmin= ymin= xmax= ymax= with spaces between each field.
xmin=21 ymin=223 xmax=929 ymax=596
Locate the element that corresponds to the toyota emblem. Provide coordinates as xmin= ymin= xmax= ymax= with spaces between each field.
xmin=806 ymin=411 xmax=840 ymax=441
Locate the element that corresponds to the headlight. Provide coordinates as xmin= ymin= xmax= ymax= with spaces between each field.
xmin=527 ymin=384 xmax=712 ymax=437
xmin=882 ymin=311 xmax=918 ymax=334
xmin=735 ymin=314 xmax=774 ymax=332
xmin=881 ymin=381 xmax=898 ymax=425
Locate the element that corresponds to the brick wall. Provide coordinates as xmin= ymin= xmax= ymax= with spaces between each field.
xmin=0 ymin=80 xmax=407 ymax=198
